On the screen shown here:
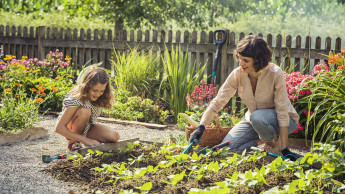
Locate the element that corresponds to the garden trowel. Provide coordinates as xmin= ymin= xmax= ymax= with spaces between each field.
xmin=183 ymin=139 xmax=201 ymax=154
xmin=198 ymin=141 xmax=231 ymax=155
xmin=42 ymin=154 xmax=68 ymax=163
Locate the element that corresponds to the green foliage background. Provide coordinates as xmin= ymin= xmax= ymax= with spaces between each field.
xmin=0 ymin=0 xmax=344 ymax=41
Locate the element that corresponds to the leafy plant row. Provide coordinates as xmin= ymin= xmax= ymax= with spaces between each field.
xmin=59 ymin=137 xmax=345 ymax=193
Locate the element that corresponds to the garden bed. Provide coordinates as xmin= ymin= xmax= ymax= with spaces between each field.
xmin=45 ymin=141 xmax=344 ymax=193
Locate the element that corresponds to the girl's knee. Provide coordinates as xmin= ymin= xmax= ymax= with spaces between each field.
xmin=107 ymin=130 xmax=120 ymax=143
xmin=113 ymin=131 xmax=120 ymax=142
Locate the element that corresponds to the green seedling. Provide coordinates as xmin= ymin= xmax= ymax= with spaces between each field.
xmin=160 ymin=170 xmax=186 ymax=191
xmin=135 ymin=182 xmax=153 ymax=193
xmin=87 ymin=149 xmax=95 ymax=162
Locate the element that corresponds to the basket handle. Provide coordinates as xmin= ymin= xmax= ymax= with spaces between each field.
xmin=181 ymin=113 xmax=199 ymax=127
xmin=215 ymin=116 xmax=223 ymax=129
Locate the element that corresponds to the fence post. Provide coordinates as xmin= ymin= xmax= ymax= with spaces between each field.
xmin=37 ymin=26 xmax=45 ymax=59
xmin=220 ymin=29 xmax=229 ymax=86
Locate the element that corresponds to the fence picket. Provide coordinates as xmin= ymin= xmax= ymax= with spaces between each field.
xmin=200 ymin=31 xmax=206 ymax=78
xmin=285 ymin=35 xmax=292 ymax=70
xmin=295 ymin=35 xmax=302 ymax=72
xmin=315 ymin=36 xmax=321 ymax=65
xmin=191 ymin=31 xmax=197 ymax=71
xmin=206 ymin=31 xmax=213 ymax=84
xmin=304 ymin=36 xmax=311 ymax=74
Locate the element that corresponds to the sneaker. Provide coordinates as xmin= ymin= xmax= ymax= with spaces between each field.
xmin=68 ymin=142 xmax=83 ymax=151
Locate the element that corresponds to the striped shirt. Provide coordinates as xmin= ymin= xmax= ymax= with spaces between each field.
xmin=57 ymin=93 xmax=101 ymax=136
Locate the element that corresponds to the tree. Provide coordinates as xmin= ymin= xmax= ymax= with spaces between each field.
xmin=97 ymin=0 xmax=247 ymax=35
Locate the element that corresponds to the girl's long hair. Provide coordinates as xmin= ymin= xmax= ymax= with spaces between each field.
xmin=69 ymin=66 xmax=114 ymax=109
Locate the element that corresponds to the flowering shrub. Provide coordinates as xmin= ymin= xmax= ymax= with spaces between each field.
xmin=312 ymin=62 xmax=330 ymax=76
xmin=186 ymin=79 xmax=216 ymax=110
xmin=300 ymin=47 xmax=345 ymax=149
xmin=0 ymin=87 xmax=46 ymax=132
xmin=284 ymin=71 xmax=313 ymax=101
xmin=0 ymin=50 xmax=76 ymax=111
xmin=178 ymin=79 xmax=238 ymax=129
xmin=284 ymin=62 xmax=330 ymax=138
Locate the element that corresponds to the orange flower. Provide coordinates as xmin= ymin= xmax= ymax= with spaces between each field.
xmin=16 ymin=83 xmax=21 ymax=87
xmin=16 ymin=95 xmax=19 ymax=98
xmin=36 ymin=98 xmax=43 ymax=103
xmin=32 ymin=88 xmax=36 ymax=92
xmin=36 ymin=91 xmax=40 ymax=94
xmin=5 ymin=88 xmax=11 ymax=92
xmin=339 ymin=65 xmax=344 ymax=69
xmin=342 ymin=47 xmax=345 ymax=54
xmin=51 ymin=86 xmax=58 ymax=92
xmin=42 ymin=92 xmax=46 ymax=97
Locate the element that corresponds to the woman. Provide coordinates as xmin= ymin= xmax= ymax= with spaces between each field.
xmin=189 ymin=35 xmax=301 ymax=160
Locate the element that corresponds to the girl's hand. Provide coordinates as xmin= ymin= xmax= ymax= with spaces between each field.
xmin=83 ymin=139 xmax=101 ymax=147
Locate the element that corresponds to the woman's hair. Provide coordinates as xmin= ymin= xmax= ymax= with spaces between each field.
xmin=234 ymin=35 xmax=272 ymax=72
xmin=70 ymin=66 xmax=114 ymax=109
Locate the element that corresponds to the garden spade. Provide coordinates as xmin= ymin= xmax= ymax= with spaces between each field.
xmin=211 ymin=29 xmax=228 ymax=86
xmin=198 ymin=141 xmax=231 ymax=155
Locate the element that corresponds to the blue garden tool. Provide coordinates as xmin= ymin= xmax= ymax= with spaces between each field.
xmin=198 ymin=141 xmax=231 ymax=155
xmin=183 ymin=140 xmax=201 ymax=154
xmin=250 ymin=146 xmax=287 ymax=159
xmin=42 ymin=154 xmax=68 ymax=163
xmin=211 ymin=29 xmax=228 ymax=86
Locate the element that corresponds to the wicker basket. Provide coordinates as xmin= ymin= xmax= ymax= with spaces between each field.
xmin=185 ymin=116 xmax=232 ymax=147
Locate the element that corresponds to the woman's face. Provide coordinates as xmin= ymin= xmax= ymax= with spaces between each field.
xmin=238 ymin=54 xmax=255 ymax=73
xmin=88 ymin=83 xmax=107 ymax=101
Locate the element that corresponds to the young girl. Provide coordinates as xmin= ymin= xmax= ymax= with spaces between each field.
xmin=55 ymin=66 xmax=120 ymax=151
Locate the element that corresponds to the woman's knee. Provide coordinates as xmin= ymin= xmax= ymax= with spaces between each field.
xmin=250 ymin=110 xmax=277 ymax=141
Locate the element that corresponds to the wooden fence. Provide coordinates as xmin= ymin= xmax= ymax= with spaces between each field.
xmin=1 ymin=25 xmax=344 ymax=113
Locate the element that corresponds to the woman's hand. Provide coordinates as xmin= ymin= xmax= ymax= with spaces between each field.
xmin=83 ymin=138 xmax=101 ymax=147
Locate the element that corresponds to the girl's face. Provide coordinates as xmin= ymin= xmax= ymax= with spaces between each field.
xmin=88 ymin=83 xmax=107 ymax=101
xmin=238 ymin=54 xmax=255 ymax=73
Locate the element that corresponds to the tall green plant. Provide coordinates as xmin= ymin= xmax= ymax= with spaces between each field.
xmin=111 ymin=46 xmax=160 ymax=98
xmin=300 ymin=70 xmax=345 ymax=150
xmin=160 ymin=45 xmax=206 ymax=121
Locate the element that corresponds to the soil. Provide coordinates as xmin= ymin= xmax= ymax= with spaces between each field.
xmin=44 ymin=142 xmax=338 ymax=194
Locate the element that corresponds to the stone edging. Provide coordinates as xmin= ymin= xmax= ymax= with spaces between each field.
xmin=0 ymin=127 xmax=48 ymax=145
xmin=43 ymin=111 xmax=168 ymax=129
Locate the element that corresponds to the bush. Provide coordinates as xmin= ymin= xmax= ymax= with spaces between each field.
xmin=0 ymin=88 xmax=46 ymax=132
xmin=111 ymin=46 xmax=161 ymax=99
xmin=101 ymin=90 xmax=169 ymax=124
xmin=0 ymin=50 xmax=76 ymax=111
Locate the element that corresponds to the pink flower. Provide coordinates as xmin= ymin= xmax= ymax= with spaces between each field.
xmin=186 ymin=79 xmax=217 ymax=110
xmin=312 ymin=62 xmax=330 ymax=76
xmin=292 ymin=123 xmax=304 ymax=134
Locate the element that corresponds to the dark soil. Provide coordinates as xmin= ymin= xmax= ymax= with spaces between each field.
xmin=44 ymin=142 xmax=338 ymax=193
